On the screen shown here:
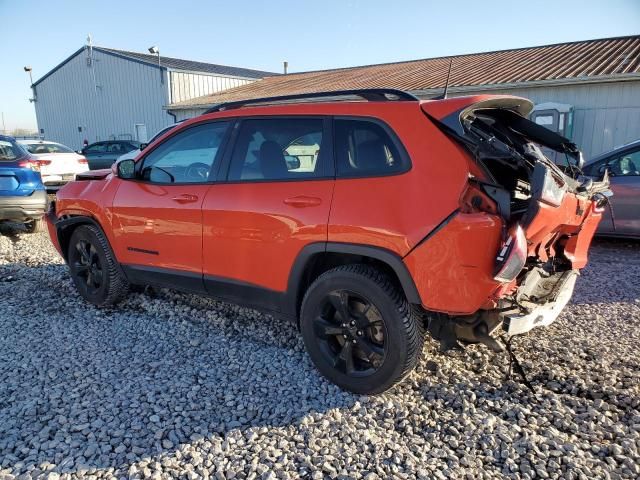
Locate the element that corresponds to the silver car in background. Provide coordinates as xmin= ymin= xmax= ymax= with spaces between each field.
xmin=583 ymin=139 xmax=640 ymax=238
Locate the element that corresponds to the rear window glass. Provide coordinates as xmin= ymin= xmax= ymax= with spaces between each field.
xmin=25 ymin=142 xmax=74 ymax=154
xmin=0 ymin=140 xmax=27 ymax=161
xmin=334 ymin=119 xmax=408 ymax=177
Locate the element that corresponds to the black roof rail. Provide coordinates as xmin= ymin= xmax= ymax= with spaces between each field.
xmin=204 ymin=88 xmax=419 ymax=113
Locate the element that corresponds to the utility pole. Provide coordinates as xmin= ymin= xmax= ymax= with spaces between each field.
xmin=1 ymin=112 xmax=5 ymax=135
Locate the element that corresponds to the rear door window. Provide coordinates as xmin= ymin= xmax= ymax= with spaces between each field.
xmin=85 ymin=143 xmax=108 ymax=154
xmin=334 ymin=119 xmax=409 ymax=177
xmin=228 ymin=118 xmax=327 ymax=181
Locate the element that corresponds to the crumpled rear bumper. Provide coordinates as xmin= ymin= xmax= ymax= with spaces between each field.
xmin=502 ymin=270 xmax=578 ymax=336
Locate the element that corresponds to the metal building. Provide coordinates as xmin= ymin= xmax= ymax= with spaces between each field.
xmin=31 ymin=45 xmax=276 ymax=149
xmin=167 ymin=35 xmax=640 ymax=160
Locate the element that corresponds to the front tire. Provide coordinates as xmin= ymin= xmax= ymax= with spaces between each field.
xmin=300 ymin=265 xmax=424 ymax=394
xmin=67 ymin=225 xmax=129 ymax=307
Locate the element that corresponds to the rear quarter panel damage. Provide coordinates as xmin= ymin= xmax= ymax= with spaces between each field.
xmin=403 ymin=212 xmax=505 ymax=315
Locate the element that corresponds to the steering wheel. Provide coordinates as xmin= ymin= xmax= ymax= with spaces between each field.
xmin=185 ymin=162 xmax=210 ymax=181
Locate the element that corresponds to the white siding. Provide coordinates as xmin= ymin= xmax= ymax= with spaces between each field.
xmin=34 ymin=48 xmax=173 ymax=149
xmin=172 ymin=109 xmax=208 ymax=122
xmin=169 ymin=71 xmax=254 ymax=104
xmin=445 ymin=81 xmax=640 ymax=159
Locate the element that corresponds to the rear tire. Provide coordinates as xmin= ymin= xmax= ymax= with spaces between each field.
xmin=24 ymin=217 xmax=45 ymax=234
xmin=67 ymin=225 xmax=129 ymax=307
xmin=300 ymin=265 xmax=424 ymax=394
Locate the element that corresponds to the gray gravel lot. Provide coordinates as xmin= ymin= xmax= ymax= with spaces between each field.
xmin=0 ymin=227 xmax=639 ymax=480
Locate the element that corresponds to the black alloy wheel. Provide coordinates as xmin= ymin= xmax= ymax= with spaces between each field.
xmin=300 ymin=265 xmax=425 ymax=394
xmin=67 ymin=224 xmax=129 ymax=307
xmin=72 ymin=239 xmax=105 ymax=295
xmin=313 ymin=289 xmax=386 ymax=377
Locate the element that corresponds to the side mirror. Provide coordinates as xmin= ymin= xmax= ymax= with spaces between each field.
xmin=139 ymin=143 xmax=148 ymax=151
xmin=77 ymin=149 xmax=84 ymax=155
xmin=116 ymin=159 xmax=136 ymax=179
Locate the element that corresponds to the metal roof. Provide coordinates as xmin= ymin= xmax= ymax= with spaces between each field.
xmin=168 ymin=35 xmax=640 ymax=110
xmin=33 ymin=46 xmax=277 ymax=86
xmin=97 ymin=47 xmax=278 ymax=78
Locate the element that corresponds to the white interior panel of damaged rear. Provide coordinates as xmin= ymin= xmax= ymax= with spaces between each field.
xmin=505 ymin=272 xmax=578 ymax=336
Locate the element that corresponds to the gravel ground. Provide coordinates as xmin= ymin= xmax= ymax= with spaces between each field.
xmin=0 ymin=227 xmax=638 ymax=480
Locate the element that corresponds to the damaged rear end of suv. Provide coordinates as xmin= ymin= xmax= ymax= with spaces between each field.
xmin=416 ymin=96 xmax=611 ymax=353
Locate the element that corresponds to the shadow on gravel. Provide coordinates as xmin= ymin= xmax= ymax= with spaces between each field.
xmin=0 ymin=261 xmax=358 ymax=477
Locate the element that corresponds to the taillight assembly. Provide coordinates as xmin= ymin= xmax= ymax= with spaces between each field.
xmin=77 ymin=157 xmax=88 ymax=165
xmin=36 ymin=159 xmax=52 ymax=166
xmin=17 ymin=160 xmax=40 ymax=172
xmin=494 ymin=224 xmax=527 ymax=283
xmin=460 ymin=183 xmax=498 ymax=215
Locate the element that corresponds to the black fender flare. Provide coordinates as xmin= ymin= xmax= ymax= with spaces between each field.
xmin=284 ymin=242 xmax=422 ymax=318
xmin=54 ymin=215 xmax=105 ymax=262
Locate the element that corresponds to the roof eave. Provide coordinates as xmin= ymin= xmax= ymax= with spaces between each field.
xmin=165 ymin=72 xmax=640 ymax=111
xmin=411 ymin=72 xmax=640 ymax=97
xmin=165 ymin=67 xmax=273 ymax=81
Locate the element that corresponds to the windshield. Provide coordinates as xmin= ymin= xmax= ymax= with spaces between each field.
xmin=0 ymin=139 xmax=28 ymax=162
xmin=25 ymin=142 xmax=74 ymax=154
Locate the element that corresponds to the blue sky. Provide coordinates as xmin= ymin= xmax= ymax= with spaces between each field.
xmin=1 ymin=0 xmax=638 ymax=131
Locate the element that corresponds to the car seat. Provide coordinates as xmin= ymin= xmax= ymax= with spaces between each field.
xmin=259 ymin=141 xmax=289 ymax=179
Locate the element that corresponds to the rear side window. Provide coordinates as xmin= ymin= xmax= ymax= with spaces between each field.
xmin=85 ymin=143 xmax=107 ymax=154
xmin=334 ymin=119 xmax=408 ymax=177
xmin=228 ymin=118 xmax=326 ymax=181
xmin=0 ymin=140 xmax=27 ymax=161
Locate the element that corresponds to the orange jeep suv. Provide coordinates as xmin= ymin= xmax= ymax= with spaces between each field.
xmin=46 ymin=89 xmax=610 ymax=394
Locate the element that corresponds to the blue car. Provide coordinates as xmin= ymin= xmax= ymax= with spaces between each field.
xmin=0 ymin=135 xmax=48 ymax=233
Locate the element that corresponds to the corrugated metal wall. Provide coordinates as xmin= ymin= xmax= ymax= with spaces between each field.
xmin=449 ymin=81 xmax=640 ymax=160
xmin=169 ymin=71 xmax=253 ymax=104
xmin=33 ymin=48 xmax=173 ymax=149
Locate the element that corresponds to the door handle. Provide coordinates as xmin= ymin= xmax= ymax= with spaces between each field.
xmin=283 ymin=196 xmax=322 ymax=208
xmin=171 ymin=194 xmax=199 ymax=204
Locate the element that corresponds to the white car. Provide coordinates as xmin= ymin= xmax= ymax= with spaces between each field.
xmin=18 ymin=140 xmax=88 ymax=191
xmin=117 ymin=122 xmax=184 ymax=162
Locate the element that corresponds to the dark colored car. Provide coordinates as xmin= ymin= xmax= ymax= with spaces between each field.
xmin=583 ymin=139 xmax=640 ymax=238
xmin=0 ymin=135 xmax=47 ymax=233
xmin=47 ymin=90 xmax=609 ymax=394
xmin=81 ymin=140 xmax=141 ymax=170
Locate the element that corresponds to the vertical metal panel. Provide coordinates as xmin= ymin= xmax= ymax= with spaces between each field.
xmin=169 ymin=71 xmax=255 ymax=104
xmin=451 ymin=81 xmax=640 ymax=159
xmin=33 ymin=48 xmax=173 ymax=149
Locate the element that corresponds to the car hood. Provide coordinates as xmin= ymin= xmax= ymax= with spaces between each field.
xmin=75 ymin=169 xmax=112 ymax=181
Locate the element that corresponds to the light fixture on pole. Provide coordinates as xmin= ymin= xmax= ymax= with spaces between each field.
xmin=24 ymin=66 xmax=36 ymax=102
xmin=148 ymin=46 xmax=163 ymax=84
